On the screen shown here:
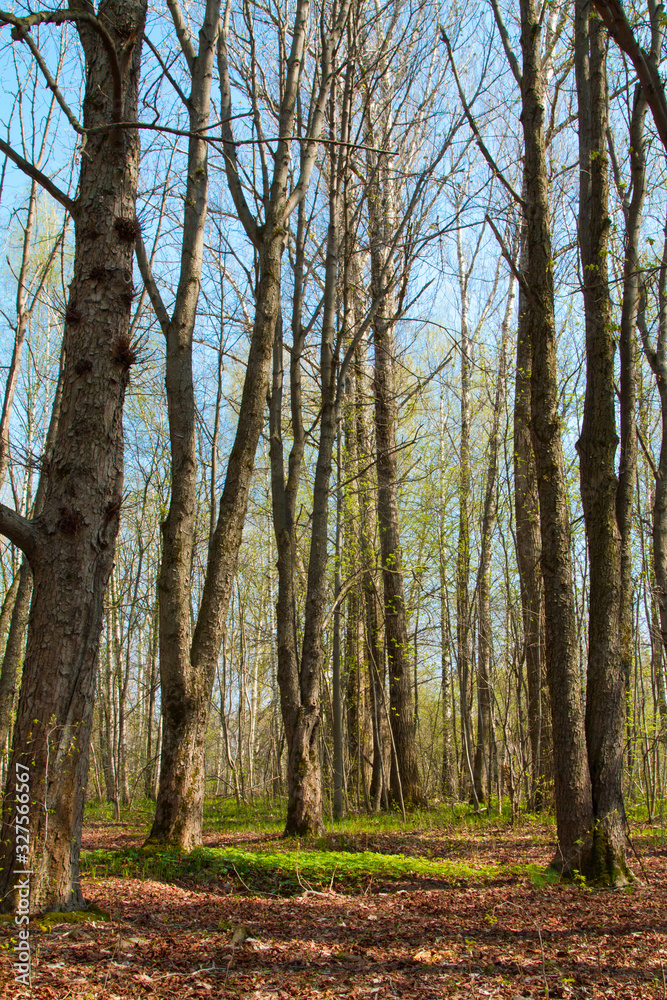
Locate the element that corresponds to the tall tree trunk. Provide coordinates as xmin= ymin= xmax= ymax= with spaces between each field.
xmin=0 ymin=568 xmax=22 ymax=764
xmin=455 ymin=225 xmax=476 ymax=807
xmin=613 ymin=77 xmax=648 ymax=795
xmin=332 ymin=430 xmax=344 ymax=819
xmin=0 ymin=0 xmax=146 ymax=912
xmin=439 ymin=395 xmax=456 ymax=799
xmin=474 ymin=269 xmax=517 ymax=804
xmin=144 ymin=595 xmax=159 ymax=800
xmin=514 ymin=251 xmax=550 ymax=811
xmin=575 ymin=1 xmax=629 ymax=884
xmin=356 ymin=343 xmax=386 ymax=810
xmin=520 ymin=0 xmax=594 ymax=874
xmin=638 ymin=216 xmax=667 ymax=789
xmin=143 ymin=0 xmax=350 ymax=848
xmin=366 ymin=145 xmax=423 ymax=808
xmin=141 ymin=0 xmax=222 ymax=849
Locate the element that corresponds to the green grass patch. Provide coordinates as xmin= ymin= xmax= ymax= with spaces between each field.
xmin=80 ymin=843 xmax=506 ymax=895
xmin=84 ymin=795 xmax=557 ymax=841
xmin=84 ymin=798 xmax=156 ymax=826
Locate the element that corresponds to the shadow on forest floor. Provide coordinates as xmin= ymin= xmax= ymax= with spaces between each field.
xmin=2 ymin=805 xmax=666 ymax=999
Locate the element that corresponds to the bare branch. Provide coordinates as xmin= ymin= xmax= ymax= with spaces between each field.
xmin=0 ymin=503 xmax=39 ymax=563
xmin=167 ymin=0 xmax=197 ymax=72
xmin=135 ymin=234 xmax=170 ymax=334
xmin=19 ymin=28 xmax=84 ymax=134
xmin=485 ymin=213 xmax=529 ymax=297
xmin=144 ymin=34 xmax=192 ymax=110
xmin=217 ymin=3 xmax=259 ymax=246
xmin=442 ymin=29 xmax=525 ymax=210
xmin=489 ymin=0 xmax=522 ymax=85
xmin=592 ymin=0 xmax=667 ymax=152
xmin=0 ymin=137 xmax=76 ymax=214
xmin=0 ymin=8 xmax=124 ymax=125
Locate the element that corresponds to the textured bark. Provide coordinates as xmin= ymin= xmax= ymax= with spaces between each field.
xmin=0 ymin=0 xmax=146 ymax=912
xmin=455 ymin=226 xmax=476 ymax=806
xmin=638 ymin=208 xmax=667 ymax=774
xmin=268 ymin=175 xmax=322 ymax=834
xmin=356 ymin=346 xmax=386 ymax=810
xmin=145 ymin=0 xmax=350 ymax=847
xmin=515 ymin=259 xmax=551 ymax=811
xmin=343 ymin=347 xmax=363 ymax=807
xmin=144 ymin=597 xmax=159 ymax=800
xmin=520 ymin=0 xmax=594 ymax=874
xmin=145 ymin=0 xmax=222 ymax=849
xmin=615 ymin=82 xmax=647 ymax=776
xmin=575 ymin=2 xmax=629 ymax=884
xmin=473 ymin=272 xmax=516 ymax=803
xmin=283 ymin=88 xmax=348 ymax=835
xmin=368 ymin=176 xmax=423 ymax=809
xmin=333 ymin=431 xmax=344 ymax=819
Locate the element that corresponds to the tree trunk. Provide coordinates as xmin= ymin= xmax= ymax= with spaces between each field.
xmin=520 ymin=0 xmax=594 ymax=874
xmin=474 ymin=270 xmax=517 ymax=805
xmin=356 ymin=343 xmax=386 ymax=810
xmin=615 ymin=79 xmax=647 ymax=811
xmin=514 ymin=250 xmax=551 ymax=811
xmin=145 ymin=0 xmax=350 ymax=847
xmin=143 ymin=0 xmax=222 ymax=849
xmin=455 ymin=224 xmax=476 ymax=807
xmin=0 ymin=0 xmax=146 ymax=912
xmin=284 ymin=92 xmax=347 ymax=835
xmin=575 ymin=1 xmax=629 ymax=884
xmin=367 ymin=149 xmax=423 ymax=809
xmin=0 ymin=567 xmax=22 ymax=762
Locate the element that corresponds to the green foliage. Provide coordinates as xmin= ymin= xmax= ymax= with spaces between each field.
xmin=524 ymin=864 xmax=562 ymax=889
xmin=80 ymin=842 xmax=505 ymax=895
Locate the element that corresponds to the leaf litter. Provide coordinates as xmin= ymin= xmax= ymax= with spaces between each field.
xmin=1 ymin=818 xmax=666 ymax=999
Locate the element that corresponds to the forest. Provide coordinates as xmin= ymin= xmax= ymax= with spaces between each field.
xmin=1 ymin=0 xmax=667 ymax=996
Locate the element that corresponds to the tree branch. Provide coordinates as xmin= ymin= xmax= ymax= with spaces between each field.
xmin=217 ymin=5 xmax=259 ymax=246
xmin=0 ymin=138 xmax=76 ymax=214
xmin=166 ymin=0 xmax=197 ymax=72
xmin=135 ymin=235 xmax=170 ymax=334
xmin=489 ymin=0 xmax=522 ymax=85
xmin=0 ymin=503 xmax=39 ymax=562
xmin=144 ymin=34 xmax=192 ymax=110
xmin=19 ymin=28 xmax=84 ymax=134
xmin=485 ymin=213 xmax=529 ymax=298
xmin=0 ymin=8 xmax=123 ymax=125
xmin=591 ymin=0 xmax=667 ymax=152
xmin=442 ymin=29 xmax=525 ymax=210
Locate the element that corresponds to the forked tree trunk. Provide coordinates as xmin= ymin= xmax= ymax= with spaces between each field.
xmin=142 ymin=0 xmax=222 ymax=848
xmin=145 ymin=0 xmax=350 ymax=847
xmin=0 ymin=0 xmax=146 ymax=912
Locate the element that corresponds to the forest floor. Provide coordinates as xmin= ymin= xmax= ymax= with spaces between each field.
xmin=2 ymin=800 xmax=666 ymax=999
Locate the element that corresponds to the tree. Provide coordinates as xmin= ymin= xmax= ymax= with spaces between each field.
xmin=0 ymin=0 xmax=147 ymax=911
xmin=518 ymin=0 xmax=594 ymax=872
xmin=574 ymin=0 xmax=629 ymax=883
